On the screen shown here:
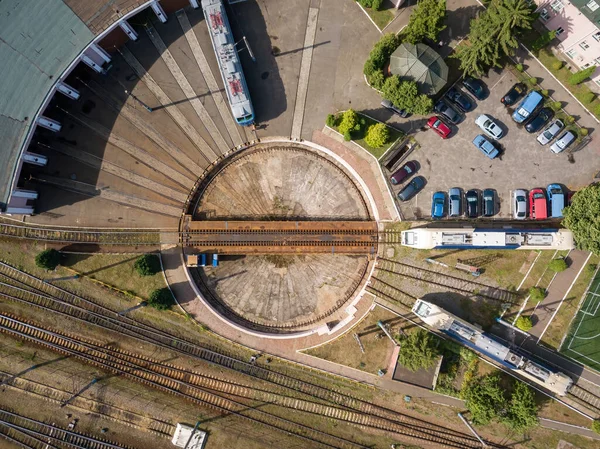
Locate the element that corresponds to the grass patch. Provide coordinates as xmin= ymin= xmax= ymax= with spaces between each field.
xmin=303 ymin=305 xmax=399 ymax=374
xmin=358 ymin=2 xmax=396 ymax=30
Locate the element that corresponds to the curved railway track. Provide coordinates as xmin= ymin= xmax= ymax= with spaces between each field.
xmin=0 ymin=262 xmax=502 ymax=448
xmin=0 ymin=408 xmax=131 ymax=449
xmin=376 ymin=258 xmax=519 ymax=304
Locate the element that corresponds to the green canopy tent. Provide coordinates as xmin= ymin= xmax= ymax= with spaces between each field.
xmin=389 ymin=42 xmax=448 ymax=95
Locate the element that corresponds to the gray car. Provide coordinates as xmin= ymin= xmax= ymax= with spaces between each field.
xmin=513 ymin=189 xmax=527 ymax=220
xmin=550 ymin=131 xmax=576 ymax=154
xmin=448 ymin=187 xmax=462 ymax=217
xmin=537 ymin=119 xmax=564 ymax=145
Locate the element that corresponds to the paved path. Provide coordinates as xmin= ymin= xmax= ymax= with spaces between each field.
xmin=530 ymin=250 xmax=591 ymax=340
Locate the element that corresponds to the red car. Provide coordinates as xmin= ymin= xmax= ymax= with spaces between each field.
xmin=427 ymin=116 xmax=451 ymax=139
xmin=529 ymin=188 xmax=548 ymax=220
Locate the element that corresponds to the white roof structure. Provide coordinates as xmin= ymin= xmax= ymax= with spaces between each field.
xmin=171 ymin=424 xmax=207 ymax=449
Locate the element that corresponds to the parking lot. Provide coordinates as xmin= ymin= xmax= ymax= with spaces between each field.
xmin=387 ymin=68 xmax=598 ymax=220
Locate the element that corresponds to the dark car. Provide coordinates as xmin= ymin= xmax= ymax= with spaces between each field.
xmin=445 ymin=87 xmax=472 ymax=112
xmin=501 ymin=83 xmax=526 ymax=106
xmin=462 ymin=77 xmax=486 ymax=100
xmin=434 ymin=100 xmax=461 ymax=124
xmin=381 ymin=99 xmax=409 ymax=118
xmin=483 ymin=189 xmax=496 ymax=217
xmin=525 ymin=107 xmax=554 ymax=133
xmin=390 ymin=160 xmax=418 ymax=185
xmin=465 ymin=189 xmax=480 ymax=218
xmin=398 ymin=176 xmax=426 ymax=201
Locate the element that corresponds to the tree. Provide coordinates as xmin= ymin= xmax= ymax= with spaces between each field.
xmin=491 ymin=0 xmax=535 ymax=56
xmin=569 ymin=66 xmax=597 ymax=85
xmin=548 ymin=258 xmax=568 ymax=273
xmin=134 ymin=254 xmax=161 ymax=277
xmin=363 ymin=33 xmax=400 ymax=76
xmin=365 ymin=123 xmax=390 ymax=148
xmin=369 ymin=69 xmax=386 ymax=90
xmin=397 ymin=329 xmax=440 ymax=372
xmin=462 ymin=374 xmax=507 ymax=425
xmin=35 ymin=249 xmax=61 ymax=270
xmin=504 ymin=381 xmax=539 ymax=431
xmin=382 ymin=77 xmax=433 ymax=115
xmin=148 ymin=288 xmax=175 ymax=310
xmin=529 ymin=286 xmax=546 ymax=303
xmin=403 ymin=0 xmax=447 ymax=44
xmin=411 ymin=93 xmax=434 ymax=115
xmin=515 ymin=316 xmax=533 ymax=331
xmin=338 ymin=109 xmax=359 ymax=135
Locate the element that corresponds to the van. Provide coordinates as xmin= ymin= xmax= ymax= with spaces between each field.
xmin=512 ymin=91 xmax=544 ymax=124
xmin=547 ymin=184 xmax=565 ymax=218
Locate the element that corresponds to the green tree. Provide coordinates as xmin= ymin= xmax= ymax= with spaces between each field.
xmin=363 ymin=33 xmax=400 ymax=76
xmin=369 ymin=69 xmax=386 ymax=90
xmin=397 ymin=329 xmax=440 ymax=372
xmin=515 ymin=316 xmax=533 ymax=331
xmin=382 ymin=77 xmax=432 ymax=115
xmin=148 ymin=288 xmax=175 ymax=310
xmin=338 ymin=109 xmax=359 ymax=135
xmin=462 ymin=374 xmax=507 ymax=425
xmin=491 ymin=0 xmax=535 ymax=55
xmin=35 ymin=249 xmax=61 ymax=270
xmin=364 ymin=123 xmax=390 ymax=148
xmin=134 ymin=254 xmax=161 ymax=277
xmin=569 ymin=66 xmax=597 ymax=85
xmin=412 ymin=93 xmax=434 ymax=115
xmin=592 ymin=419 xmax=600 ymax=434
xmin=404 ymin=0 xmax=447 ymax=44
xmin=548 ymin=258 xmax=568 ymax=273
xmin=504 ymin=381 xmax=539 ymax=431
xmin=529 ymin=286 xmax=546 ymax=303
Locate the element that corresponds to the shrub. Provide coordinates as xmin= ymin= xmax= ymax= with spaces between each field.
xmin=592 ymin=419 xmax=600 ymax=434
xmin=35 ymin=249 xmax=61 ymax=270
xmin=565 ymin=115 xmax=575 ymax=124
xmin=540 ymin=89 xmax=549 ymax=97
xmin=528 ymin=77 xmax=537 ymax=86
xmin=343 ymin=131 xmax=352 ymax=141
xmin=371 ymin=0 xmax=383 ymax=10
xmin=338 ymin=109 xmax=359 ymax=135
xmin=515 ymin=63 xmax=524 ymax=72
xmin=148 ymin=288 xmax=175 ymax=310
xmin=580 ymin=127 xmax=589 ymax=136
xmin=529 ymin=286 xmax=546 ymax=303
xmin=549 ymin=258 xmax=568 ymax=272
xmin=363 ymin=33 xmax=400 ymax=75
xmin=326 ymin=114 xmax=337 ymax=128
xmin=550 ymin=101 xmax=562 ymax=111
xmin=531 ymin=30 xmax=556 ymax=52
xmin=569 ymin=65 xmax=597 ymax=85
xmin=585 ymin=263 xmax=597 ymax=276
xmin=516 ymin=316 xmax=533 ymax=332
xmin=364 ymin=123 xmax=390 ymax=148
xmin=369 ymin=69 xmax=386 ymax=90
xmin=134 ymin=254 xmax=161 ymax=276
xmin=552 ymin=60 xmax=564 ymax=71
xmin=582 ymin=92 xmax=596 ymax=104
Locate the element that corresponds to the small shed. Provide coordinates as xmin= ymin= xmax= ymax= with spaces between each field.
xmin=389 ymin=42 xmax=448 ymax=95
xmin=171 ymin=423 xmax=207 ymax=449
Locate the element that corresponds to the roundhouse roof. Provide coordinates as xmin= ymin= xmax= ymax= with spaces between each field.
xmin=389 ymin=42 xmax=448 ymax=95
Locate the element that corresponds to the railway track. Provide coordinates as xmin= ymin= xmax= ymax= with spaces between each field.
xmin=376 ymin=258 xmax=519 ymax=304
xmin=568 ymin=384 xmax=600 ymax=414
xmin=0 ymin=262 xmax=502 ymax=448
xmin=0 ymin=408 xmax=131 ymax=449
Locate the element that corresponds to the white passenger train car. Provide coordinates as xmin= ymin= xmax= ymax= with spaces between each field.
xmin=412 ymin=299 xmax=573 ymax=396
xmin=401 ymin=227 xmax=574 ymax=251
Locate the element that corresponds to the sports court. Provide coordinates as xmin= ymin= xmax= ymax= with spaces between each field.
xmin=561 ymin=269 xmax=600 ymax=371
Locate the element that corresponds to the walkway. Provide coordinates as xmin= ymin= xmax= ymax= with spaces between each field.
xmin=530 ymin=250 xmax=591 ymax=340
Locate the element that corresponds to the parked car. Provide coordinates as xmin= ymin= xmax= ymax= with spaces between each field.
xmin=462 ymin=77 xmax=486 ymax=100
xmin=529 ymin=188 xmax=548 ymax=220
xmin=512 ymin=91 xmax=544 ymax=124
xmin=465 ymin=189 xmax=480 ymax=218
xmin=475 ymin=114 xmax=504 ymax=140
xmin=427 ymin=116 xmax=451 ymax=139
xmin=448 ymin=187 xmax=462 ymax=217
xmin=434 ymin=100 xmax=461 ymax=124
xmin=431 ymin=191 xmax=447 ymax=219
xmin=381 ymin=99 xmax=409 ymax=118
xmin=550 ymin=131 xmax=576 ymax=153
xmin=513 ymin=189 xmax=527 ymax=220
xmin=398 ymin=176 xmax=426 ymax=201
xmin=390 ymin=160 xmax=418 ymax=185
xmin=501 ymin=83 xmax=526 ymax=106
xmin=525 ymin=107 xmax=553 ymax=133
xmin=537 ymin=119 xmax=564 ymax=145
xmin=472 ymin=135 xmax=500 ymax=159
xmin=482 ymin=189 xmax=496 ymax=217
xmin=445 ymin=87 xmax=472 ymax=112
xmin=547 ymin=184 xmax=565 ymax=218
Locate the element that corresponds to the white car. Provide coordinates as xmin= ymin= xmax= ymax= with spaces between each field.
xmin=475 ymin=114 xmax=504 ymax=140
xmin=513 ymin=189 xmax=527 ymax=220
xmin=537 ymin=119 xmax=564 ymax=145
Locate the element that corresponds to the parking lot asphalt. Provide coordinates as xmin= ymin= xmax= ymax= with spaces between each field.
xmin=389 ymin=68 xmax=600 ymax=220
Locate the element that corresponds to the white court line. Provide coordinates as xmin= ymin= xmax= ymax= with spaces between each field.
xmin=563 ymin=264 xmax=600 ymax=351
xmin=537 ymin=252 xmax=592 ymax=343
xmin=507 ymin=251 xmax=542 ymax=321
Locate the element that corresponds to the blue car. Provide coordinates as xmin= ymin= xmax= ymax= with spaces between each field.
xmin=472 ymin=135 xmax=499 ymax=159
xmin=431 ymin=191 xmax=446 ymax=219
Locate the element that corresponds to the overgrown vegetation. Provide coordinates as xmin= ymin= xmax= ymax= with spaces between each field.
xmin=516 ymin=316 xmax=533 ymax=331
xmin=403 ymin=0 xmax=447 ymax=44
xmin=529 ymin=286 xmax=546 ymax=304
xmin=396 ymin=329 xmax=440 ymax=372
xmin=35 ymin=249 xmax=61 ymax=270
xmin=382 ymin=77 xmax=433 ymax=115
xmin=148 ymin=288 xmax=175 ymax=310
xmin=548 ymin=258 xmax=568 ymax=273
xmin=563 ymin=184 xmax=600 ymax=255
xmin=134 ymin=254 xmax=161 ymax=277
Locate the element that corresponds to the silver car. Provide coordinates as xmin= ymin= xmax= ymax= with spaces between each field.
xmin=513 ymin=189 xmax=527 ymax=220
xmin=537 ymin=119 xmax=564 ymax=145
xmin=475 ymin=114 xmax=504 ymax=140
xmin=550 ymin=131 xmax=576 ymax=154
xmin=448 ymin=187 xmax=462 ymax=217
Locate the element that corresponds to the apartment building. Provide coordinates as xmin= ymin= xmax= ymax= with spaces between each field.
xmin=534 ymin=0 xmax=600 ymax=88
